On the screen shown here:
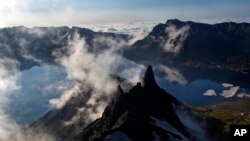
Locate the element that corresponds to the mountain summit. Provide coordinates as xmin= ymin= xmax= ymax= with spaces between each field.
xmin=143 ymin=65 xmax=158 ymax=89
xmin=77 ymin=65 xmax=223 ymax=141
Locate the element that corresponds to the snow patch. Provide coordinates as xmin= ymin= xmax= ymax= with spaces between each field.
xmin=203 ymin=89 xmax=217 ymax=96
xmin=220 ymin=86 xmax=240 ymax=98
xmin=237 ymin=93 xmax=250 ymax=98
xmin=222 ymin=83 xmax=233 ymax=88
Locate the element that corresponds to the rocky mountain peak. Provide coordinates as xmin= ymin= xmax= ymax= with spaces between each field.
xmin=143 ymin=65 xmax=158 ymax=89
xmin=78 ymin=65 xmax=191 ymax=141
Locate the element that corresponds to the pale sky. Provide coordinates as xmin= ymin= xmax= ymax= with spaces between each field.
xmin=1 ymin=0 xmax=250 ymax=27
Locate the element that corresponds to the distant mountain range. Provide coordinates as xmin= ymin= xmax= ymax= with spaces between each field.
xmin=1 ymin=19 xmax=250 ymax=72
xmin=125 ymin=19 xmax=250 ymax=73
xmin=0 ymin=26 xmax=128 ymax=70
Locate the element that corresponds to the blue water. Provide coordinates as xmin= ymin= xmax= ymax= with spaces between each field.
xmin=4 ymin=64 xmax=249 ymax=126
xmin=5 ymin=65 xmax=72 ymax=126
xmin=156 ymin=78 xmax=225 ymax=106
xmin=154 ymin=64 xmax=250 ymax=106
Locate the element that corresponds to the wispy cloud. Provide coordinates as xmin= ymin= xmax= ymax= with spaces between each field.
xmin=85 ymin=22 xmax=156 ymax=45
xmin=162 ymin=24 xmax=189 ymax=55
xmin=158 ymin=65 xmax=188 ymax=85
xmin=0 ymin=57 xmax=60 ymax=141
xmin=0 ymin=58 xmax=20 ymax=141
xmin=173 ymin=103 xmax=208 ymax=141
xmin=0 ymin=0 xmax=87 ymax=27
xmin=50 ymin=32 xmax=145 ymax=124
xmin=13 ymin=129 xmax=55 ymax=141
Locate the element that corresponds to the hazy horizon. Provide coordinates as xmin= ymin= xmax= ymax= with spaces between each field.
xmin=1 ymin=0 xmax=250 ymax=27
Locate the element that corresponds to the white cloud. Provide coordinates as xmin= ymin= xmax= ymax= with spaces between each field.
xmin=50 ymin=32 xmax=144 ymax=123
xmin=26 ymin=27 xmax=46 ymax=38
xmin=173 ymin=104 xmax=208 ymax=141
xmin=85 ymin=22 xmax=156 ymax=45
xmin=41 ymin=79 xmax=72 ymax=96
xmin=0 ymin=58 xmax=20 ymax=141
xmin=0 ymin=0 xmax=157 ymax=28
xmin=49 ymin=82 xmax=82 ymax=109
xmin=0 ymin=0 xmax=250 ymax=27
xmin=114 ymin=58 xmax=145 ymax=85
xmin=0 ymin=0 xmax=28 ymax=27
xmin=128 ymin=31 xmax=150 ymax=45
xmin=0 ymin=59 xmax=20 ymax=94
xmin=0 ymin=110 xmax=20 ymax=141
xmin=162 ymin=24 xmax=189 ymax=55
xmin=13 ymin=130 xmax=55 ymax=141
xmin=158 ymin=64 xmax=187 ymax=85
xmin=0 ymin=0 xmax=88 ymax=27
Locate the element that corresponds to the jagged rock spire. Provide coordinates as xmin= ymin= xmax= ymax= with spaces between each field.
xmin=143 ymin=65 xmax=158 ymax=89
xmin=118 ymin=85 xmax=124 ymax=95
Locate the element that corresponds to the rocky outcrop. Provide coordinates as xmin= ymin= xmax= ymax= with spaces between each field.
xmin=77 ymin=66 xmax=195 ymax=141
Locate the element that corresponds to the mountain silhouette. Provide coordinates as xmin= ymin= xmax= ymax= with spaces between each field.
xmin=76 ymin=65 xmax=224 ymax=141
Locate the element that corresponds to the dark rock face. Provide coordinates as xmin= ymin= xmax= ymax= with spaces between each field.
xmin=77 ymin=66 xmax=193 ymax=141
xmin=24 ymin=87 xmax=92 ymax=141
xmin=124 ymin=19 xmax=250 ymax=73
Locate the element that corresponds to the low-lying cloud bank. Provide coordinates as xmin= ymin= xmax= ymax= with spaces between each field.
xmin=86 ymin=22 xmax=156 ymax=45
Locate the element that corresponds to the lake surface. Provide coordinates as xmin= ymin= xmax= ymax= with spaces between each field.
xmin=5 ymin=65 xmax=72 ymax=126
xmin=4 ymin=63 xmax=250 ymax=126
xmin=157 ymin=78 xmax=225 ymax=105
xmin=155 ymin=65 xmax=250 ymax=106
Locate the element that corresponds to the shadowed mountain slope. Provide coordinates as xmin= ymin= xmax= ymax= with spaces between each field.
xmin=124 ymin=19 xmax=250 ymax=73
